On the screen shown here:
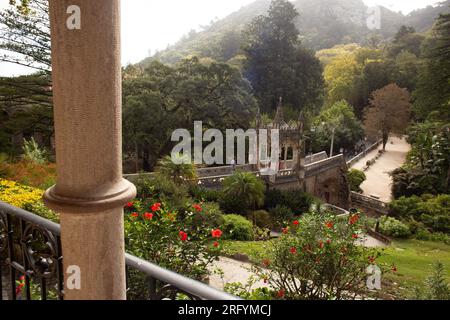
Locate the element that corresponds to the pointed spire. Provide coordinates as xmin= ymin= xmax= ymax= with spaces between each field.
xmin=297 ymin=110 xmax=304 ymax=133
xmin=255 ymin=107 xmax=262 ymax=128
xmin=273 ymin=97 xmax=285 ymax=125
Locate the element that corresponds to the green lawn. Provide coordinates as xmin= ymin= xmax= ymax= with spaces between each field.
xmin=378 ymin=239 xmax=450 ymax=297
xmin=222 ymin=239 xmax=450 ymax=298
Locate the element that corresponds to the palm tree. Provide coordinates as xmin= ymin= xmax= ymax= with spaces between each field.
xmin=222 ymin=171 xmax=265 ymax=220
xmin=155 ymin=154 xmax=197 ymax=185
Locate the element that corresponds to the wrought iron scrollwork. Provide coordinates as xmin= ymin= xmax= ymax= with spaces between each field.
xmin=21 ymin=224 xmax=59 ymax=279
xmin=0 ymin=212 xmax=7 ymax=254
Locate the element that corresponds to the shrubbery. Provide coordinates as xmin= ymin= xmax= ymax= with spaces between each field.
xmin=389 ymin=194 xmax=450 ymax=234
xmin=269 ymin=205 xmax=294 ymax=228
xmin=221 ymin=214 xmax=254 ymax=241
xmin=264 ymin=189 xmax=314 ymax=215
xmin=124 ymin=200 xmax=222 ymax=299
xmin=347 ymin=169 xmax=366 ymax=193
xmin=250 ymin=211 xmax=387 ymax=300
xmin=378 ymin=216 xmax=411 ymax=238
xmin=252 ymin=210 xmax=273 ymax=229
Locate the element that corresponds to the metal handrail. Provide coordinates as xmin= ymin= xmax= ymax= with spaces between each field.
xmin=0 ymin=201 xmax=239 ymax=300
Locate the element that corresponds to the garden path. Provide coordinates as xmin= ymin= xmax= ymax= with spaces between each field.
xmin=350 ymin=136 xmax=411 ymax=202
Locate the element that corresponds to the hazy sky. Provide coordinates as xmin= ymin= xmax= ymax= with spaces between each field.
xmin=0 ymin=0 xmax=443 ymax=76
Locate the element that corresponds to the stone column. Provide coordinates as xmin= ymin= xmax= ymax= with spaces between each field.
xmin=44 ymin=0 xmax=136 ymax=300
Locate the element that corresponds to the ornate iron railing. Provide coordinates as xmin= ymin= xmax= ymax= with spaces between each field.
xmin=0 ymin=201 xmax=239 ymax=300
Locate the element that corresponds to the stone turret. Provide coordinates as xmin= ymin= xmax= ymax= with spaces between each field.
xmin=271 ymin=97 xmax=289 ymax=130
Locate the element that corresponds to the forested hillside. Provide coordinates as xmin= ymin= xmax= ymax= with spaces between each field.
xmin=141 ymin=0 xmax=450 ymax=66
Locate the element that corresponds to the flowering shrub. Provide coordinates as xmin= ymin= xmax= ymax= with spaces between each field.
xmin=0 ymin=178 xmax=43 ymax=208
xmin=124 ymin=200 xmax=222 ymax=299
xmin=251 ymin=212 xmax=388 ymax=300
xmin=0 ymin=178 xmax=59 ymax=222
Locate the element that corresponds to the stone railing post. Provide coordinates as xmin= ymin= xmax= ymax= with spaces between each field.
xmin=44 ymin=0 xmax=136 ymax=300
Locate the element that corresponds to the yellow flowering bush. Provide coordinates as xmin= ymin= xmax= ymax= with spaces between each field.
xmin=0 ymin=178 xmax=43 ymax=208
xmin=0 ymin=179 xmax=59 ymax=222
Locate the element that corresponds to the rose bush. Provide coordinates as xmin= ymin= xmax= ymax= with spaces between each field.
xmin=124 ymin=200 xmax=223 ymax=299
xmin=250 ymin=212 xmax=388 ymax=300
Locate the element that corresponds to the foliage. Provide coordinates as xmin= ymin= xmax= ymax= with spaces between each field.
xmin=264 ymin=188 xmax=313 ymax=215
xmin=363 ymin=83 xmax=411 ymax=150
xmin=0 ymin=159 xmax=55 ymax=189
xmin=413 ymin=11 xmax=450 ymax=122
xmin=347 ymin=169 xmax=366 ymax=193
xmin=242 ymin=0 xmax=324 ymax=114
xmin=155 ymin=154 xmax=197 ymax=185
xmin=378 ymin=216 xmax=411 ymax=239
xmin=124 ymin=200 xmax=222 ymax=299
xmin=0 ymin=178 xmax=43 ymax=208
xmin=268 ymin=205 xmax=294 ymax=229
xmin=220 ymin=171 xmax=265 ymax=214
xmin=185 ymin=202 xmax=225 ymax=231
xmin=252 ymin=210 xmax=273 ymax=229
xmin=221 ymin=214 xmax=254 ymax=241
xmin=0 ymin=178 xmax=59 ymax=222
xmin=21 ymin=137 xmax=47 ymax=164
xmin=389 ymin=194 xmax=450 ymax=234
xmin=122 ymin=58 xmax=256 ymax=171
xmin=311 ymin=100 xmax=364 ymax=154
xmin=251 ymin=211 xmax=386 ymax=300
xmin=133 ymin=172 xmax=191 ymax=211
xmin=189 ymin=185 xmax=221 ymax=203
xmin=0 ymin=0 xmax=50 ymax=72
xmin=413 ymin=262 xmax=450 ymax=300
xmin=392 ymin=121 xmax=450 ymax=197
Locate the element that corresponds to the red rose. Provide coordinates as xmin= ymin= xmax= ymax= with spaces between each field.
xmin=319 ymin=241 xmax=324 ymax=249
xmin=193 ymin=204 xmax=202 ymax=212
xmin=262 ymin=259 xmax=271 ymax=267
xmin=352 ymin=233 xmax=359 ymax=239
xmin=143 ymin=212 xmax=153 ymax=220
xmin=325 ymin=221 xmax=334 ymax=229
xmin=179 ymin=231 xmax=188 ymax=242
xmin=125 ymin=202 xmax=134 ymax=208
xmin=213 ymin=241 xmax=219 ymax=248
xmin=131 ymin=212 xmax=139 ymax=218
xmin=151 ymin=203 xmax=161 ymax=212
xmin=349 ymin=214 xmax=359 ymax=225
xmin=326 ymin=239 xmax=332 ymax=244
xmin=290 ymin=247 xmax=297 ymax=255
xmin=293 ymin=220 xmax=299 ymax=226
xmin=211 ymin=229 xmax=223 ymax=239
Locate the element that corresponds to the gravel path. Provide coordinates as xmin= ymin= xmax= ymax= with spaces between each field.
xmin=351 ymin=136 xmax=411 ymax=203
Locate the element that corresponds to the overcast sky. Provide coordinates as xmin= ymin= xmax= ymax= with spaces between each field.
xmin=0 ymin=0 xmax=443 ymax=76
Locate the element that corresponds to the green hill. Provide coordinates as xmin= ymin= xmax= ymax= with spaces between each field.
xmin=140 ymin=0 xmax=450 ymax=66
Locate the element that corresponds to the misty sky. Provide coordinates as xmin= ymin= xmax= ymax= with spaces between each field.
xmin=0 ymin=0 xmax=443 ymax=76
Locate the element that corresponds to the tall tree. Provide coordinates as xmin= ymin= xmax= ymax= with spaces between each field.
xmin=413 ymin=12 xmax=450 ymax=122
xmin=123 ymin=58 xmax=257 ymax=171
xmin=242 ymin=0 xmax=323 ymax=114
xmin=364 ymin=84 xmax=412 ymax=151
xmin=0 ymin=0 xmax=51 ymax=73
